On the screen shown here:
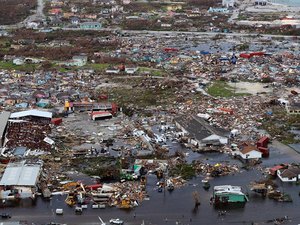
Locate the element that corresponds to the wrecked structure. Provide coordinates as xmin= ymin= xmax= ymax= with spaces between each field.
xmin=4 ymin=110 xmax=53 ymax=151
xmin=0 ymin=160 xmax=42 ymax=200
xmin=174 ymin=115 xmax=229 ymax=147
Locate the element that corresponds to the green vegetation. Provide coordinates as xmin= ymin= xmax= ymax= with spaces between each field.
xmin=0 ymin=38 xmax=11 ymax=52
xmin=104 ymin=77 xmax=180 ymax=110
xmin=169 ymin=163 xmax=196 ymax=180
xmin=237 ymin=43 xmax=250 ymax=51
xmin=85 ymin=63 xmax=110 ymax=71
xmin=140 ymin=67 xmax=165 ymax=77
xmin=58 ymin=67 xmax=70 ymax=73
xmin=206 ymin=81 xmax=249 ymax=97
xmin=109 ymin=88 xmax=171 ymax=108
xmin=237 ymin=14 xmax=247 ymax=21
xmin=71 ymin=156 xmax=120 ymax=180
xmin=0 ymin=61 xmax=37 ymax=72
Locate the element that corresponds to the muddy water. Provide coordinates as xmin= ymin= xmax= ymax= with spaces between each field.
xmin=3 ymin=142 xmax=300 ymax=225
xmin=3 ymin=169 xmax=300 ymax=225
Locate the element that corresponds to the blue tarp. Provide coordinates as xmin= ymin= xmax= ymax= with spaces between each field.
xmin=200 ymin=51 xmax=210 ymax=55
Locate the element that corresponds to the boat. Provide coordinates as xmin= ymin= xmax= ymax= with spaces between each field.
xmin=109 ymin=218 xmax=124 ymax=225
xmin=75 ymin=206 xmax=82 ymax=215
xmin=212 ymin=185 xmax=248 ymax=207
xmin=202 ymin=179 xmax=210 ymax=191
xmin=55 ymin=209 xmax=63 ymax=215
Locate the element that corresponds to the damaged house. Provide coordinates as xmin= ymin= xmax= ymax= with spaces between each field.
xmin=277 ymin=166 xmax=300 ymax=182
xmin=0 ymin=161 xmax=42 ymax=200
xmin=174 ymin=115 xmax=228 ymax=147
xmin=235 ymin=142 xmax=262 ymax=161
xmin=5 ymin=110 xmax=53 ymax=151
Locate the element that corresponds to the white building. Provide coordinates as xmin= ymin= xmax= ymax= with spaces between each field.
xmin=236 ymin=144 xmax=262 ymax=160
xmin=13 ymin=57 xmax=25 ymax=65
xmin=222 ymin=0 xmax=235 ymax=8
xmin=277 ymin=167 xmax=300 ymax=182
xmin=0 ymin=161 xmax=42 ymax=199
xmin=125 ymin=67 xmax=138 ymax=74
xmin=254 ymin=0 xmax=267 ymax=6
xmin=286 ymin=102 xmax=300 ymax=115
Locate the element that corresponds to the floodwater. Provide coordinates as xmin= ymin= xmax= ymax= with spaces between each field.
xmin=2 ymin=142 xmax=300 ymax=225
xmin=187 ymin=39 xmax=300 ymax=55
xmin=270 ymin=0 xmax=300 ymax=7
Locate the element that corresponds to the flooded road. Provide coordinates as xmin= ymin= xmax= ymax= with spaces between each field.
xmin=1 ymin=120 xmax=300 ymax=225
xmin=3 ymin=169 xmax=300 ymax=225
xmin=3 ymin=143 xmax=300 ymax=225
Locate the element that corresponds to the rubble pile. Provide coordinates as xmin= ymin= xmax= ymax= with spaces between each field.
xmin=111 ymin=181 xmax=147 ymax=208
xmin=250 ymin=180 xmax=292 ymax=202
xmin=194 ymin=162 xmax=239 ymax=177
xmin=6 ymin=121 xmax=52 ymax=150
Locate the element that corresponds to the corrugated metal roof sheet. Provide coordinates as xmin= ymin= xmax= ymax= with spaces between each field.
xmin=0 ymin=111 xmax=11 ymax=139
xmin=0 ymin=161 xmax=41 ymax=186
xmin=10 ymin=110 xmax=52 ymax=119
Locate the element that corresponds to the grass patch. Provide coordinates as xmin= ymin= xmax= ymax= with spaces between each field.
xmin=54 ymin=63 xmax=110 ymax=72
xmin=206 ymin=81 xmax=249 ymax=97
xmin=109 ymin=88 xmax=161 ymax=108
xmin=58 ymin=67 xmax=70 ymax=73
xmin=71 ymin=156 xmax=120 ymax=180
xmin=0 ymin=61 xmax=37 ymax=72
xmin=85 ymin=63 xmax=110 ymax=71
xmin=106 ymin=82 xmax=177 ymax=109
xmin=169 ymin=163 xmax=196 ymax=180
xmin=139 ymin=67 xmax=165 ymax=77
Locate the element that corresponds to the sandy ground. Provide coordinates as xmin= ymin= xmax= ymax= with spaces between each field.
xmin=228 ymin=82 xmax=273 ymax=95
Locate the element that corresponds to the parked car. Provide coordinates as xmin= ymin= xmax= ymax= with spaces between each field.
xmin=55 ymin=209 xmax=63 ymax=215
xmin=75 ymin=206 xmax=83 ymax=215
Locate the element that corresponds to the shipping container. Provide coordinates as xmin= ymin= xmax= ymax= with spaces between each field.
xmin=257 ymin=136 xmax=269 ymax=148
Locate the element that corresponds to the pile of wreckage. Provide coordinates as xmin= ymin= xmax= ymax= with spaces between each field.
xmin=250 ymin=180 xmax=292 ymax=202
xmin=194 ymin=161 xmax=240 ymax=177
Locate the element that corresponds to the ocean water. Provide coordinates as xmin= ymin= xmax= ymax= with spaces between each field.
xmin=270 ymin=0 xmax=300 ymax=7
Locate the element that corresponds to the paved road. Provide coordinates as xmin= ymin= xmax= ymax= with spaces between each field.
xmin=24 ymin=0 xmax=46 ymax=23
xmin=270 ymin=140 xmax=300 ymax=161
xmin=59 ymin=27 xmax=300 ymax=40
xmin=0 ymin=0 xmax=45 ymax=29
xmin=121 ymin=29 xmax=299 ymax=39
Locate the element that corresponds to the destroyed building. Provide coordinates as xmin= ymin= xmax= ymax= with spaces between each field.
xmin=286 ymin=102 xmax=300 ymax=115
xmin=4 ymin=110 xmax=53 ymax=151
xmin=277 ymin=166 xmax=300 ymax=182
xmin=174 ymin=115 xmax=229 ymax=147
